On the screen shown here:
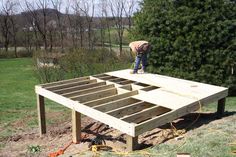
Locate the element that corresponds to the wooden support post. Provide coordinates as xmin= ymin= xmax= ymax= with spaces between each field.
xmin=37 ymin=94 xmax=46 ymax=136
xmin=217 ymin=97 xmax=226 ymax=118
xmin=126 ymin=135 xmax=138 ymax=151
xmin=72 ymin=109 xmax=81 ymax=143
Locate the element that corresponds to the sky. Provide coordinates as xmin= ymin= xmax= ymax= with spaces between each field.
xmin=0 ymin=0 xmax=141 ymax=16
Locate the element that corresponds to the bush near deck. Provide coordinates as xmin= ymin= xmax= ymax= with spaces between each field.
xmin=130 ymin=0 xmax=236 ymax=95
xmin=33 ymin=48 xmax=132 ymax=83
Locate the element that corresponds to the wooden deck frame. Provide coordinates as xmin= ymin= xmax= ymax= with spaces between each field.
xmin=35 ymin=69 xmax=228 ymax=151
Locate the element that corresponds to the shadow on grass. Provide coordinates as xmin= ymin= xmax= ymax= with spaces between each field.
xmin=79 ymin=111 xmax=236 ymax=150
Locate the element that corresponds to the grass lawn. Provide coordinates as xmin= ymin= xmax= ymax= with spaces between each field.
xmin=0 ymin=58 xmax=70 ymax=140
xmin=0 ymin=58 xmax=235 ymax=156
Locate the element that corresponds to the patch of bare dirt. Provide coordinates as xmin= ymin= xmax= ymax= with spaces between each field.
xmin=0 ymin=112 xmax=235 ymax=157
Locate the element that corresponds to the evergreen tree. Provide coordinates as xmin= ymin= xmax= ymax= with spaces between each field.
xmin=130 ymin=0 xmax=236 ymax=95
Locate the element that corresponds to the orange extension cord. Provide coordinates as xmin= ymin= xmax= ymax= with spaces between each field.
xmin=48 ymin=125 xmax=102 ymax=157
xmin=48 ymin=133 xmax=90 ymax=157
xmin=48 ymin=140 xmax=73 ymax=157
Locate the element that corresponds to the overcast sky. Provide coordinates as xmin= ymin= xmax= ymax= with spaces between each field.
xmin=0 ymin=0 xmax=141 ymax=16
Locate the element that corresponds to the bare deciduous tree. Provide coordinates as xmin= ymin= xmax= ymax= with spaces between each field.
xmin=124 ymin=0 xmax=136 ymax=30
xmin=109 ymin=0 xmax=125 ymax=56
xmin=22 ymin=26 xmax=33 ymax=53
xmin=0 ymin=0 xmax=18 ymax=56
xmin=77 ymin=0 xmax=95 ymax=49
xmin=98 ymin=0 xmax=113 ymax=52
xmin=51 ymin=0 xmax=64 ymax=50
xmin=25 ymin=0 xmax=49 ymax=50
xmin=9 ymin=12 xmax=19 ymax=56
xmin=72 ymin=0 xmax=85 ymax=48
xmin=76 ymin=14 xmax=85 ymax=48
xmin=47 ymin=20 xmax=56 ymax=52
xmin=65 ymin=3 xmax=76 ymax=48
xmin=98 ymin=0 xmax=106 ymax=48
xmin=21 ymin=9 xmax=40 ymax=50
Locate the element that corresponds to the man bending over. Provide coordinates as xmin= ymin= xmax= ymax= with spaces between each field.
xmin=129 ymin=40 xmax=151 ymax=74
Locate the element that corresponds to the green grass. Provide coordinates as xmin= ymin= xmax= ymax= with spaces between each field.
xmin=0 ymin=58 xmax=38 ymax=122
xmin=0 ymin=58 xmax=70 ymax=140
xmin=145 ymin=116 xmax=236 ymax=157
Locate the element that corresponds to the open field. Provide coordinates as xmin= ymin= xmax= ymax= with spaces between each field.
xmin=0 ymin=58 xmax=235 ymax=156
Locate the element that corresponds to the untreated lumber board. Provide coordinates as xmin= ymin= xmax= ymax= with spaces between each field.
xmin=106 ymin=101 xmax=154 ymax=118
xmin=119 ymin=80 xmax=135 ymax=85
xmin=62 ymin=84 xmax=114 ymax=98
xmin=72 ymin=110 xmax=81 ymax=143
xmin=120 ymin=84 xmax=133 ymax=91
xmin=45 ymin=79 xmax=97 ymax=91
xmin=72 ymin=88 xmax=117 ymax=103
xmin=41 ymin=76 xmax=89 ymax=88
xmin=37 ymin=94 xmax=46 ymax=136
xmin=84 ymin=91 xmax=138 ymax=107
xmin=126 ymin=135 xmax=138 ymax=151
xmin=121 ymin=105 xmax=171 ymax=124
xmin=94 ymin=98 xmax=140 ymax=112
xmin=53 ymin=82 xmax=106 ymax=94
xmin=35 ymin=85 xmax=136 ymax=136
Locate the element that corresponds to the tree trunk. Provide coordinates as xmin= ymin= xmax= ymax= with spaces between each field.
xmin=49 ymin=30 xmax=53 ymax=52
xmin=14 ymin=41 xmax=17 ymax=58
xmin=79 ymin=25 xmax=83 ymax=48
xmin=107 ymin=24 xmax=112 ymax=52
xmin=100 ymin=28 xmax=104 ymax=48
xmin=34 ymin=30 xmax=39 ymax=50
xmin=88 ymin=24 xmax=91 ymax=49
xmin=5 ymin=44 xmax=8 ymax=52
xmin=119 ymin=37 xmax=122 ymax=56
xmin=58 ymin=20 xmax=64 ymax=50
xmin=43 ymin=35 xmax=48 ymax=50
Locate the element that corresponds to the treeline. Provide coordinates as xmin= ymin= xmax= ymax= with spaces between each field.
xmin=0 ymin=0 xmax=138 ymax=57
xmin=131 ymin=0 xmax=236 ymax=95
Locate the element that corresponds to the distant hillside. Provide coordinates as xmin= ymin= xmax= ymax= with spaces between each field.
xmin=21 ymin=8 xmax=62 ymax=17
xmin=17 ymin=8 xmax=128 ymax=28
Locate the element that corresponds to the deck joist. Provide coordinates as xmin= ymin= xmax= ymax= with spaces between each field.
xmin=35 ymin=69 xmax=228 ymax=150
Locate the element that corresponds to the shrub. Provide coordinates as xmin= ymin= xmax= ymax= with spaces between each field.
xmin=33 ymin=48 xmax=130 ymax=83
xmin=32 ymin=50 xmax=65 ymax=83
xmin=59 ymin=48 xmax=130 ymax=77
